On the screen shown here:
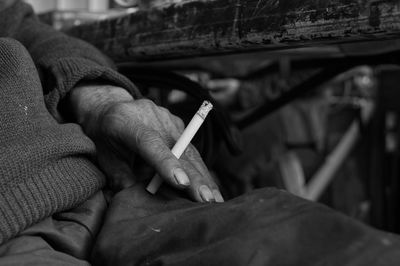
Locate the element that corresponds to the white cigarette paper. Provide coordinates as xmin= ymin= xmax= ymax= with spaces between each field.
xmin=146 ymin=101 xmax=213 ymax=194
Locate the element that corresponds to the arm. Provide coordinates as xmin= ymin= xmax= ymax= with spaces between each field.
xmin=0 ymin=0 xmax=223 ymax=203
xmin=0 ymin=0 xmax=141 ymax=120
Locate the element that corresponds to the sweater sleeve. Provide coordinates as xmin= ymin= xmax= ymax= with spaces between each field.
xmin=0 ymin=0 xmax=141 ymax=121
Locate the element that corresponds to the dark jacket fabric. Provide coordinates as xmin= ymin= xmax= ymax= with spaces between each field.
xmin=2 ymin=186 xmax=400 ymax=266
xmin=92 ymin=186 xmax=400 ymax=266
xmin=0 ymin=0 xmax=139 ymax=244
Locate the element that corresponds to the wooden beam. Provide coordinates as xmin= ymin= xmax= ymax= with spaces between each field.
xmin=65 ymin=0 xmax=400 ymax=62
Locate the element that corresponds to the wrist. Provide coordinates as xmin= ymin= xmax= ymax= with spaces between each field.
xmin=69 ymin=84 xmax=134 ymax=132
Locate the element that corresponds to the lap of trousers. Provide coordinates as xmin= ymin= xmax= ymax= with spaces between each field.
xmin=0 ymin=186 xmax=400 ymax=266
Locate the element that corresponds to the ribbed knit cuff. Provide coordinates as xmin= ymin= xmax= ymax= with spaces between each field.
xmin=44 ymin=57 xmax=141 ymax=121
xmin=0 ymin=157 xmax=105 ymax=245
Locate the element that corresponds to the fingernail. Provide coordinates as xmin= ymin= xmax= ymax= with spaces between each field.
xmin=213 ymin=190 xmax=225 ymax=203
xmin=174 ymin=168 xmax=190 ymax=186
xmin=199 ymin=185 xmax=215 ymax=203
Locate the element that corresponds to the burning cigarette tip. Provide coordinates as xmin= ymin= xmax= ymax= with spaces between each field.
xmin=197 ymin=101 xmax=213 ymax=119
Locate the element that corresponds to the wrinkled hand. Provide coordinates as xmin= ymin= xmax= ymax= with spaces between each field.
xmin=68 ymin=84 xmax=223 ymax=203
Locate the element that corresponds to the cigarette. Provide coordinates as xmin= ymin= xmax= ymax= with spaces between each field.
xmin=146 ymin=101 xmax=213 ymax=194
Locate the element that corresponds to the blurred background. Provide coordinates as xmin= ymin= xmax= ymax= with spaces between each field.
xmin=25 ymin=0 xmax=180 ymax=29
xmin=26 ymin=0 xmax=108 ymax=13
xmin=25 ymin=0 xmax=176 ymax=13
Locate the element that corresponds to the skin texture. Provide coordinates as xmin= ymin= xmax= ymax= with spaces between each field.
xmin=68 ymin=84 xmax=224 ymax=203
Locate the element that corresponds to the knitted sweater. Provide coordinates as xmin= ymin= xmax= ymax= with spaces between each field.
xmin=0 ymin=1 xmax=140 ymax=244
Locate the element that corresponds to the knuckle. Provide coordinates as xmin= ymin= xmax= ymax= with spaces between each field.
xmin=137 ymin=128 xmax=159 ymax=146
xmin=105 ymin=102 xmax=130 ymax=115
xmin=137 ymin=98 xmax=155 ymax=109
xmin=163 ymin=134 xmax=175 ymax=148
xmin=184 ymin=147 xmax=196 ymax=158
xmin=174 ymin=117 xmax=185 ymax=131
xmin=158 ymin=155 xmax=179 ymax=175
xmin=134 ymin=125 xmax=146 ymax=147
xmin=181 ymin=162 xmax=200 ymax=179
xmin=159 ymin=107 xmax=176 ymax=122
xmin=159 ymin=155 xmax=177 ymax=167
xmin=101 ymin=112 xmax=126 ymax=136
xmin=185 ymin=145 xmax=201 ymax=158
xmin=158 ymin=106 xmax=170 ymax=114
